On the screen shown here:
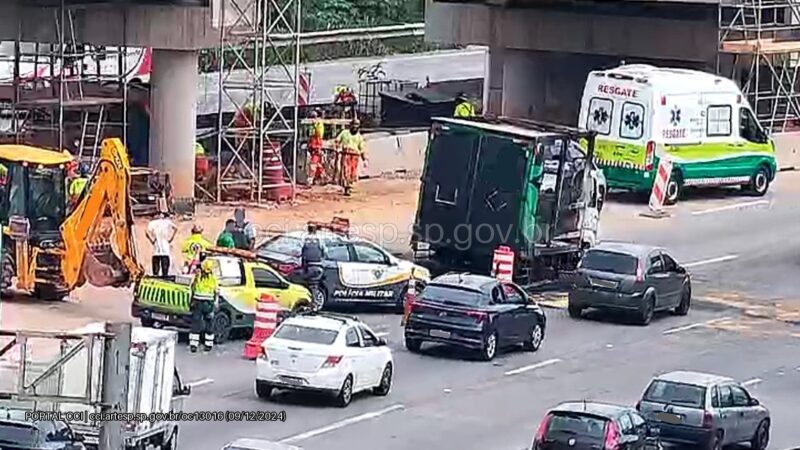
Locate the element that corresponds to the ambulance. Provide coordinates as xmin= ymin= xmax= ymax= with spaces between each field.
xmin=578 ymin=64 xmax=777 ymax=203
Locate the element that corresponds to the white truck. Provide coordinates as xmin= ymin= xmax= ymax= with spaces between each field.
xmin=59 ymin=324 xmax=190 ymax=450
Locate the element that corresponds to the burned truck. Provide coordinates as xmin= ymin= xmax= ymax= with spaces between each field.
xmin=411 ymin=117 xmax=606 ymax=282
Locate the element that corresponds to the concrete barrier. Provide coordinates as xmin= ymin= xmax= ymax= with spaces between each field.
xmin=773 ymin=132 xmax=800 ymax=171
xmin=361 ymin=130 xmax=429 ymax=179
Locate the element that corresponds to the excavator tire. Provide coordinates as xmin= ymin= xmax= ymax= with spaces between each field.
xmin=1 ymin=249 xmax=14 ymax=298
xmin=34 ymin=284 xmax=68 ymax=301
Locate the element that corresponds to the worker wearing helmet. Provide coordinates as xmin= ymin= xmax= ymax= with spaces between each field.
xmin=181 ymin=224 xmax=212 ymax=274
xmin=190 ymin=259 xmax=218 ymax=353
xmin=453 ymin=93 xmax=475 ymax=118
xmin=335 ymin=118 xmax=367 ymax=196
xmin=68 ymin=163 xmax=91 ymax=208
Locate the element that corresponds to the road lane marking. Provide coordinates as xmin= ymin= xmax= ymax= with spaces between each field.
xmin=683 ymin=255 xmax=739 ymax=268
xmin=375 ymin=332 xmax=389 ymax=337
xmin=691 ymin=200 xmax=769 ymax=216
xmin=504 ymin=358 xmax=561 ymax=376
xmin=185 ymin=378 xmax=214 ymax=388
xmin=280 ymin=404 xmax=405 ymax=443
xmin=663 ymin=317 xmax=732 ymax=335
xmin=741 ymin=378 xmax=763 ymax=387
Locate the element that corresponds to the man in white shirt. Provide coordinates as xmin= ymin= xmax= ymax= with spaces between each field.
xmin=146 ymin=212 xmax=178 ymax=277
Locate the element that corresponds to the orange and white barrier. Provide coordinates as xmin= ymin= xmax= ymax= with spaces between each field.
xmin=491 ymin=246 xmax=514 ymax=282
xmin=243 ymin=294 xmax=283 ymax=360
xmin=648 ymin=158 xmax=673 ymax=213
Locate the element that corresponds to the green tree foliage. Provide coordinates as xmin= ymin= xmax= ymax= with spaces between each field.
xmin=303 ymin=0 xmax=424 ymax=31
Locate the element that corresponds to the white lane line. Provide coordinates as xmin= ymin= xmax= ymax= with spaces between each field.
xmin=683 ymin=255 xmax=739 ymax=268
xmin=692 ymin=200 xmax=769 ymax=216
xmin=504 ymin=358 xmax=562 ymax=376
xmin=185 ymin=378 xmax=214 ymax=388
xmin=663 ymin=317 xmax=732 ymax=335
xmin=742 ymin=378 xmax=763 ymax=387
xmin=280 ymin=404 xmax=405 ymax=443
xmin=375 ymin=332 xmax=390 ymax=338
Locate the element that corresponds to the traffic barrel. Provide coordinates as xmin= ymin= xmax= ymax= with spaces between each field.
xmin=243 ymin=294 xmax=283 ymax=360
xmin=491 ymin=246 xmax=515 ymax=282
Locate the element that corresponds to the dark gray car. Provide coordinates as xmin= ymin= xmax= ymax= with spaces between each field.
xmin=637 ymin=371 xmax=770 ymax=450
xmin=568 ymin=243 xmax=691 ymax=325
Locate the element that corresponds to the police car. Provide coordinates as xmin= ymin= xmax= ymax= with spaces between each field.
xmin=255 ymin=224 xmax=430 ymax=311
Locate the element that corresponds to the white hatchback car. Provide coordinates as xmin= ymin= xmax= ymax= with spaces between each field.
xmin=255 ymin=313 xmax=393 ymax=407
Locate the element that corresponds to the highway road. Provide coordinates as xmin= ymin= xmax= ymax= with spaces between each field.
xmin=175 ymin=174 xmax=800 ymax=450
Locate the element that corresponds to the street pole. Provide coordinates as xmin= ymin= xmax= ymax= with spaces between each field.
xmin=98 ymin=322 xmax=131 ymax=450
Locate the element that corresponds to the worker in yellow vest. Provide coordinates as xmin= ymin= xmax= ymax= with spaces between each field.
xmin=68 ymin=163 xmax=90 ymax=208
xmin=335 ymin=119 xmax=367 ymax=196
xmin=190 ymin=259 xmax=218 ymax=353
xmin=454 ymin=93 xmax=476 ymax=118
xmin=307 ymin=110 xmax=326 ymax=184
xmin=181 ymin=224 xmax=212 ymax=274
xmin=194 ymin=141 xmax=205 ymax=156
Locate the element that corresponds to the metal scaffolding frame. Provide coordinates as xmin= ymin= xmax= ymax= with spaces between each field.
xmin=718 ymin=0 xmax=800 ymax=132
xmin=0 ymin=2 xmax=132 ymax=161
xmin=215 ymin=0 xmax=301 ymax=203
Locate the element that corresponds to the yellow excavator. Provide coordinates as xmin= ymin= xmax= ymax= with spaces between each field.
xmin=0 ymin=138 xmax=143 ymax=300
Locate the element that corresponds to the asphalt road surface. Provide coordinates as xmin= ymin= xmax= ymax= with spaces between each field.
xmin=175 ymin=174 xmax=800 ymax=450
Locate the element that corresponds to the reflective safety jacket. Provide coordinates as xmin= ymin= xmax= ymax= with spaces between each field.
xmin=336 ymin=129 xmax=365 ymax=156
xmin=192 ymin=272 xmax=218 ymax=302
xmin=69 ymin=177 xmax=89 ymax=199
xmin=181 ymin=233 xmax=212 ymax=262
xmin=454 ymin=101 xmax=475 ymax=118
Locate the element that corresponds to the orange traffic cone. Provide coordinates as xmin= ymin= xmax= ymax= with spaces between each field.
xmin=243 ymin=294 xmax=283 ymax=360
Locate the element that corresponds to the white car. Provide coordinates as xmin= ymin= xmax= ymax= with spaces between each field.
xmin=255 ymin=313 xmax=393 ymax=407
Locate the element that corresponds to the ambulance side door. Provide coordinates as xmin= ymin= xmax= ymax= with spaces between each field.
xmin=701 ymin=93 xmax=742 ymax=180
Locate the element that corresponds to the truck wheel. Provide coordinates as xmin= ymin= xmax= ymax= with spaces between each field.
xmin=1 ymin=250 xmax=14 ymax=298
xmin=33 ymin=284 xmax=67 ymax=301
xmin=747 ymin=166 xmax=771 ymax=197
xmin=212 ymin=312 xmax=232 ymax=344
xmin=664 ymin=172 xmax=682 ymax=205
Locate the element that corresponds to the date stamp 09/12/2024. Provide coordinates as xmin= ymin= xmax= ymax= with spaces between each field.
xmin=25 ymin=410 xmax=288 ymax=423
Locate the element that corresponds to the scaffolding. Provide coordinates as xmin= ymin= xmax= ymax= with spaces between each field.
xmin=718 ymin=0 xmax=800 ymax=132
xmin=0 ymin=3 xmax=133 ymax=162
xmin=214 ymin=0 xmax=302 ymax=203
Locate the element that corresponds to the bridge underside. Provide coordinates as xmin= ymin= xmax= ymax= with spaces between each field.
xmin=426 ymin=0 xmax=721 ymax=124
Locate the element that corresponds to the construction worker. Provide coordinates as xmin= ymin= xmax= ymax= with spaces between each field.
xmin=189 ymin=259 xmax=218 ymax=353
xmin=194 ymin=141 xmax=205 ymax=156
xmin=301 ymin=224 xmax=324 ymax=309
xmin=454 ymin=93 xmax=476 ymax=118
xmin=0 ymin=163 xmax=8 ymax=187
xmin=231 ymin=207 xmax=257 ymax=250
xmin=335 ymin=119 xmax=367 ymax=197
xmin=68 ymin=163 xmax=90 ymax=208
xmin=216 ymin=219 xmax=236 ymax=249
xmin=307 ymin=110 xmax=326 ymax=185
xmin=181 ymin=224 xmax=212 ymax=274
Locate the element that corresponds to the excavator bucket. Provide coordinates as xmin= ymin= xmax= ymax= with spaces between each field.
xmin=82 ymin=243 xmax=131 ymax=288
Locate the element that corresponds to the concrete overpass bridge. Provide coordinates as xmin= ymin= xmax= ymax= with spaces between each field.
xmin=426 ymin=0 xmax=800 ymax=136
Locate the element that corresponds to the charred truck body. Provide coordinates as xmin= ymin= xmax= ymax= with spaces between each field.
xmin=411 ymin=117 xmax=606 ymax=281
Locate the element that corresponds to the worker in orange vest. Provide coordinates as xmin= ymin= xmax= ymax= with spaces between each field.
xmin=307 ymin=110 xmax=326 ymax=184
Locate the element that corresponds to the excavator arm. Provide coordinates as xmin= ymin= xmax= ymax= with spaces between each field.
xmin=60 ymin=138 xmax=144 ymax=289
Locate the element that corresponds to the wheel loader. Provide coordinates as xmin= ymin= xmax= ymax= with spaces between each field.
xmin=0 ymin=138 xmax=143 ymax=300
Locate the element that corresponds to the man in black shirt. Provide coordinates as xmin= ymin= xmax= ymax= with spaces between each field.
xmin=301 ymin=225 xmax=324 ymax=310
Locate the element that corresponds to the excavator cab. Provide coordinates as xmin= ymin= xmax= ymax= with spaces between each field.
xmin=0 ymin=140 xmax=143 ymax=300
